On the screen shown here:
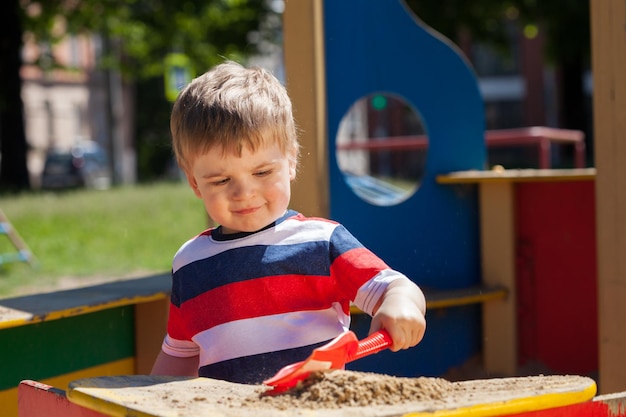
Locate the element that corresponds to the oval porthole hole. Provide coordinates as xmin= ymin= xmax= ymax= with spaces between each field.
xmin=336 ymin=93 xmax=428 ymax=206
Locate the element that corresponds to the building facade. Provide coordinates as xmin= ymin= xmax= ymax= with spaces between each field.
xmin=20 ymin=32 xmax=135 ymax=187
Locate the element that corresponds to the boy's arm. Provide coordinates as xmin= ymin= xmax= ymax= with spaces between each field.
xmin=369 ymin=277 xmax=427 ymax=352
xmin=151 ymin=350 xmax=199 ymax=377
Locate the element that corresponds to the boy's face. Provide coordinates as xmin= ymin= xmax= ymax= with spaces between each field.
xmin=185 ymin=140 xmax=296 ymax=234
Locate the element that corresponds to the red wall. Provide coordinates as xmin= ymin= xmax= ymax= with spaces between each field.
xmin=515 ymin=180 xmax=598 ymax=375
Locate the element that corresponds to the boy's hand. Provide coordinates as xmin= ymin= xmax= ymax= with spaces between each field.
xmin=369 ymin=277 xmax=426 ymax=351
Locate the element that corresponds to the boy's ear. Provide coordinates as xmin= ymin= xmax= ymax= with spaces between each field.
xmin=289 ymin=160 xmax=297 ymax=181
xmin=288 ymin=152 xmax=298 ymax=181
xmin=186 ymin=173 xmax=202 ymax=198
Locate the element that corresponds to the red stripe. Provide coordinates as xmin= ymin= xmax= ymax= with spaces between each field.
xmin=181 ymin=274 xmax=346 ymax=334
xmin=330 ymin=247 xmax=389 ymax=298
xmin=167 ymin=303 xmax=188 ymax=340
xmin=171 ymin=246 xmax=389 ymax=339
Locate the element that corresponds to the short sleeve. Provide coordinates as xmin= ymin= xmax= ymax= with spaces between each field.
xmin=353 ymin=269 xmax=408 ymax=315
xmin=161 ymin=334 xmax=200 ymax=358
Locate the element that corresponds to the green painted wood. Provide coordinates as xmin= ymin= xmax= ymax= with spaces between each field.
xmin=0 ymin=306 xmax=135 ymax=391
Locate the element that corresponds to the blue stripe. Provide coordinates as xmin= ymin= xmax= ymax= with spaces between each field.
xmin=198 ymin=339 xmax=331 ymax=384
xmin=171 ymin=220 xmax=367 ymax=307
xmin=172 ymin=241 xmax=332 ymax=306
xmin=329 ymin=225 xmax=365 ymax=260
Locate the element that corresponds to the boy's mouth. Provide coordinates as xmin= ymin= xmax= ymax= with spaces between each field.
xmin=233 ymin=206 xmax=261 ymax=216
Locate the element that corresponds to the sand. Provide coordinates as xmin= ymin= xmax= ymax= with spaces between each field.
xmin=68 ymin=370 xmax=596 ymax=417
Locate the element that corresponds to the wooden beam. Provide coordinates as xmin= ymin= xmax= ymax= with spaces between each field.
xmin=282 ymin=0 xmax=329 ymax=218
xmin=18 ymin=380 xmax=107 ymax=417
xmin=479 ymin=182 xmax=517 ymax=376
xmin=134 ymin=298 xmax=169 ymax=375
xmin=591 ymin=0 xmax=626 ymax=394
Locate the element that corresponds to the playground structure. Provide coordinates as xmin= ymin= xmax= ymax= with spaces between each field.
xmin=0 ymin=209 xmax=37 ymax=268
xmin=283 ymin=0 xmax=626 ymax=394
xmin=2 ymin=0 xmax=626 ymax=415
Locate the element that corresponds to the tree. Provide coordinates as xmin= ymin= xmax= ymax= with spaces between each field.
xmin=0 ymin=0 xmax=276 ymax=191
xmin=0 ymin=0 xmax=30 ymax=191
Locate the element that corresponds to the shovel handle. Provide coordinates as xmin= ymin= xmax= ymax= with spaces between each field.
xmin=348 ymin=329 xmax=393 ymax=362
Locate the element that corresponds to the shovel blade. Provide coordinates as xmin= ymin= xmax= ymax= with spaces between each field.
xmin=263 ymin=331 xmax=359 ymax=389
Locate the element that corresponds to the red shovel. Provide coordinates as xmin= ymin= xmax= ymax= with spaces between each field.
xmin=263 ymin=329 xmax=393 ymax=391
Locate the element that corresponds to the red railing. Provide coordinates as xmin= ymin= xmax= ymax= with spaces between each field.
xmin=336 ymin=127 xmax=586 ymax=169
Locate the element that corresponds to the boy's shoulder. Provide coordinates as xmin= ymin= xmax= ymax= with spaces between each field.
xmin=283 ymin=210 xmax=339 ymax=226
xmin=288 ymin=211 xmax=339 ymax=224
xmin=279 ymin=212 xmax=344 ymax=235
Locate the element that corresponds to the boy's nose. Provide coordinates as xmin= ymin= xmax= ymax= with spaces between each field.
xmin=231 ymin=179 xmax=254 ymax=199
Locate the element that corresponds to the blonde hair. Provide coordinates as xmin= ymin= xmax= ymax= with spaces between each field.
xmin=170 ymin=61 xmax=299 ymax=172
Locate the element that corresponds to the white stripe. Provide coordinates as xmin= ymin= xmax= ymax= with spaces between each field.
xmin=162 ymin=336 xmax=200 ymax=358
xmin=173 ymin=216 xmax=339 ymax=273
xmin=192 ymin=305 xmax=350 ymax=367
xmin=354 ymin=269 xmax=406 ymax=315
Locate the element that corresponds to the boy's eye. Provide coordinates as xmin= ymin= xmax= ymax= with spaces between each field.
xmin=255 ymin=169 xmax=272 ymax=177
xmin=211 ymin=178 xmax=229 ymax=186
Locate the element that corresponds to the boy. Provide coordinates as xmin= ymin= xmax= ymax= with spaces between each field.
xmin=151 ymin=61 xmax=427 ymax=384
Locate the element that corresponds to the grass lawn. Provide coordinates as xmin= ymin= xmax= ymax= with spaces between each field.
xmin=0 ymin=182 xmax=208 ymax=298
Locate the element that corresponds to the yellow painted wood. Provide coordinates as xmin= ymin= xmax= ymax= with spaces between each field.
xmin=591 ymin=0 xmax=626 ymax=395
xmin=350 ymin=286 xmax=508 ymax=314
xmin=68 ymin=389 xmax=157 ymax=417
xmin=283 ymin=0 xmax=329 ymax=218
xmin=424 ymin=287 xmax=508 ymax=310
xmin=2 ymin=358 xmax=134 ymax=417
xmin=437 ymin=168 xmax=596 ymax=184
xmin=66 ymin=375 xmax=596 ymax=417
xmin=402 ymin=381 xmax=597 ymax=417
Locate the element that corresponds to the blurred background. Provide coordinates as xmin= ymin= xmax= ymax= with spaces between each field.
xmin=0 ymin=0 xmax=592 ymax=296
xmin=0 ymin=0 xmax=285 ymax=191
xmin=0 ymin=0 xmax=590 ymax=192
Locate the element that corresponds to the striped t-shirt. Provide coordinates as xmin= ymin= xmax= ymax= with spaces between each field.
xmin=161 ymin=210 xmax=406 ymax=383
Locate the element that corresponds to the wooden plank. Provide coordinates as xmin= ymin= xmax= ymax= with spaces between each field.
xmin=4 ymin=359 xmax=134 ymax=417
xmin=18 ymin=380 xmax=107 ymax=417
xmin=351 ymin=285 xmax=508 ymax=314
xmin=134 ymin=298 xmax=169 ymax=375
xmin=283 ymin=0 xmax=329 ymax=218
xmin=591 ymin=0 xmax=626 ymax=394
xmin=0 ymin=274 xmax=170 ymax=330
xmin=350 ymin=285 xmax=509 ymax=314
xmin=480 ymin=182 xmax=517 ymax=376
xmin=66 ymin=374 xmax=596 ymax=417
xmin=424 ymin=286 xmax=507 ymax=309
xmin=437 ymin=168 xmax=596 ymax=184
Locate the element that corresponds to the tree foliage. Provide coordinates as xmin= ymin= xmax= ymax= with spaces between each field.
xmin=23 ymin=0 xmax=275 ymax=78
xmin=0 ymin=0 xmax=276 ymax=190
xmin=2 ymin=0 xmax=593 ymax=190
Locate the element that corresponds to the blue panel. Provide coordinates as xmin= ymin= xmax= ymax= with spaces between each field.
xmin=323 ymin=1 xmax=486 ymax=376
xmin=323 ymin=0 xmax=485 ymax=290
xmin=349 ymin=306 xmax=482 ymax=377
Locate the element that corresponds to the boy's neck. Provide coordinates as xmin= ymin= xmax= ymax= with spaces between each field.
xmin=212 ymin=210 xmax=294 ymax=241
